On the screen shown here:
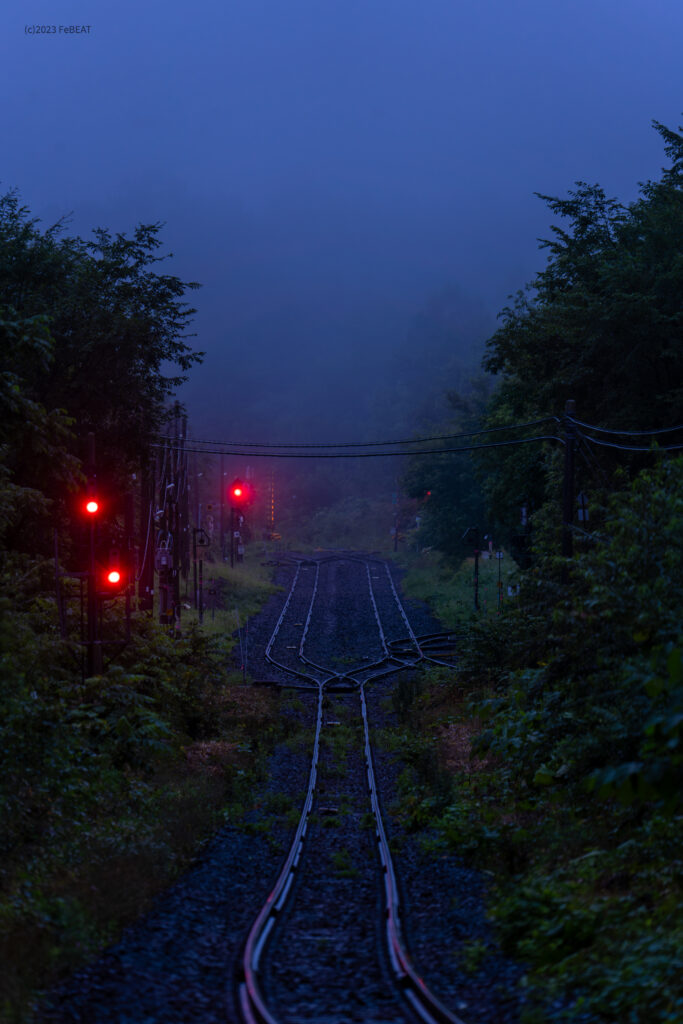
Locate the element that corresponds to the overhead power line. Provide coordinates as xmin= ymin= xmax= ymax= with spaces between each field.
xmin=153 ymin=417 xmax=559 ymax=451
xmin=150 ymin=435 xmax=565 ymax=459
xmin=568 ymin=415 xmax=683 ymax=438
xmin=578 ymin=435 xmax=683 ymax=453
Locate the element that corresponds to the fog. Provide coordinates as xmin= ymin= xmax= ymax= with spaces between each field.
xmin=3 ymin=0 xmax=682 ymax=454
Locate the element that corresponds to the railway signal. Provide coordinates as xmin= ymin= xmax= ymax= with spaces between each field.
xmin=229 ymin=478 xmax=249 ymax=505
xmin=228 ymin=478 xmax=249 ymax=567
xmin=102 ymin=549 xmax=126 ymax=594
xmin=83 ymin=485 xmax=103 ymax=674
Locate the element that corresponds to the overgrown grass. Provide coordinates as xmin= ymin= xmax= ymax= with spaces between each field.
xmin=278 ymin=495 xmax=398 ymax=553
xmin=395 ymin=547 xmax=519 ymax=628
xmin=0 ymin=554 xmax=284 ymax=1022
xmin=175 ymin=552 xmax=281 ymax=636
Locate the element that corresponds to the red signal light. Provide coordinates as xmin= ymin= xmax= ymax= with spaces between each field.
xmin=102 ymin=548 xmax=125 ymax=593
xmin=229 ymin=478 xmax=248 ymax=504
xmin=85 ymin=499 xmax=99 ymax=514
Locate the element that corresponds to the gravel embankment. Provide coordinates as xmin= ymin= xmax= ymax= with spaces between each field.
xmin=40 ymin=553 xmax=529 ymax=1024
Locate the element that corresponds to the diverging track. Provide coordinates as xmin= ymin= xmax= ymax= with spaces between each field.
xmin=236 ymin=554 xmax=463 ymax=1024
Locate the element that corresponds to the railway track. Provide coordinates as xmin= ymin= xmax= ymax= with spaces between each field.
xmin=236 ymin=553 xmax=465 ymax=1024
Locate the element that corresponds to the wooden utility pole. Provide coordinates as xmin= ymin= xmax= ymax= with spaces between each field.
xmin=139 ymin=457 xmax=155 ymax=612
xmin=220 ymin=453 xmax=225 ymax=558
xmin=85 ymin=432 xmax=102 ymax=675
xmin=562 ymin=399 xmax=577 ymax=572
xmin=124 ymin=491 xmax=134 ymax=639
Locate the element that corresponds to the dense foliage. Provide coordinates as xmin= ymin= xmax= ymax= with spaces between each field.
xmin=0 ymin=558 xmax=282 ymax=1019
xmin=0 ymin=199 xmax=286 ymax=1020
xmin=406 ymin=121 xmax=683 ymax=555
xmin=401 ymin=380 xmax=491 ymax=560
xmin=0 ymin=192 xmax=201 ymax=558
xmin=396 ymin=121 xmax=683 ymax=1022
xmin=484 ymin=122 xmax=683 ymax=430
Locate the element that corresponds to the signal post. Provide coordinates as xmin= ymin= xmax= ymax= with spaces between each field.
xmin=229 ymin=478 xmax=248 ymax=568
xmin=84 ymin=433 xmax=102 ymax=675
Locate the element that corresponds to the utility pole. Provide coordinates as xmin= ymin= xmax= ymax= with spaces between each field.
xmin=139 ymin=456 xmax=155 ymax=612
xmin=158 ymin=438 xmax=172 ymax=628
xmin=171 ymin=407 xmax=182 ymax=625
xmin=473 ymin=540 xmax=480 ymax=610
xmin=496 ymin=550 xmax=504 ymax=612
xmin=124 ymin=491 xmax=134 ymax=640
xmin=562 ymin=399 xmax=577 ymax=577
xmin=85 ymin=432 xmax=102 ymax=676
xmin=268 ymin=466 xmax=275 ymax=541
xmin=180 ymin=415 xmax=190 ymax=583
xmin=220 ymin=453 xmax=225 ymax=558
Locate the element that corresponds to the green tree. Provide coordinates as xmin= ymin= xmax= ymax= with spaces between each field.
xmin=476 ymin=120 xmax=683 ymax=548
xmin=0 ymin=307 xmax=81 ymax=555
xmin=0 ymin=191 xmax=203 ymax=554
xmin=402 ymin=381 xmax=490 ymax=561
xmin=0 ymin=191 xmax=202 ymax=481
xmin=484 ymin=121 xmax=683 ymax=428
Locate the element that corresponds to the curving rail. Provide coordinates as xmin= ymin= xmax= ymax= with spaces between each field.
xmin=236 ymin=554 xmax=466 ymax=1024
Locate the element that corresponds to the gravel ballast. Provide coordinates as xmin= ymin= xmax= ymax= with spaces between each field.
xmin=40 ymin=553 xmax=528 ymax=1024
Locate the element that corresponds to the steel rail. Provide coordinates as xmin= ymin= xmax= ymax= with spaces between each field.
xmin=236 ymin=555 xmax=465 ymax=1024
xmin=412 ymin=631 xmax=460 ymax=669
xmin=295 ymin=558 xmax=393 ymax=685
xmin=237 ymin=680 xmax=324 ymax=1024
xmin=263 ymin=560 xmax=323 ymax=687
xmin=363 ymin=567 xmax=467 ymax=1024
xmin=238 ymin=560 xmax=327 ymax=1023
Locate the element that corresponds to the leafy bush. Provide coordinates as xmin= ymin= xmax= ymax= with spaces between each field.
xmin=473 ymin=456 xmax=683 ymax=809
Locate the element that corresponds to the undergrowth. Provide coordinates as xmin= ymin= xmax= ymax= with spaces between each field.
xmin=0 ymin=558 xmax=283 ymax=1022
xmin=396 ymin=546 xmax=519 ymax=628
xmin=392 ymin=458 xmax=683 ymax=1023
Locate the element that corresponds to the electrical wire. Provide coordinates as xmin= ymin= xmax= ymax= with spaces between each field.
xmin=576 ymin=434 xmax=610 ymax=486
xmin=568 ymin=415 xmax=683 ymax=438
xmin=136 ymin=501 xmax=153 ymax=582
xmin=153 ymin=417 xmax=560 ymax=451
xmin=578 ymin=434 xmax=683 ymax=453
xmin=150 ymin=435 xmax=565 ymax=459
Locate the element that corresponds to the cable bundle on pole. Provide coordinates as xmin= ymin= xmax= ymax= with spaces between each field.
xmin=568 ymin=416 xmax=683 ymax=453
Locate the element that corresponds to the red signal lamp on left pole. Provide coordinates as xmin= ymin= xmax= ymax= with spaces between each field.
xmin=84 ymin=491 xmax=102 ymax=674
xmin=102 ymin=549 xmax=125 ymax=594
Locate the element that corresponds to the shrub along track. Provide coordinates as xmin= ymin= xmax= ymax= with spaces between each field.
xmin=40 ymin=553 xmax=522 ymax=1024
xmin=237 ymin=553 xmax=464 ymax=1024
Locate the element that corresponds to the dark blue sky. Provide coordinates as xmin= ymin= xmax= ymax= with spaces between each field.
xmin=2 ymin=0 xmax=682 ymax=437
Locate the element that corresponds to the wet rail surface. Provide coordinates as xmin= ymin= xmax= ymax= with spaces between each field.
xmin=236 ymin=553 xmax=463 ymax=1024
